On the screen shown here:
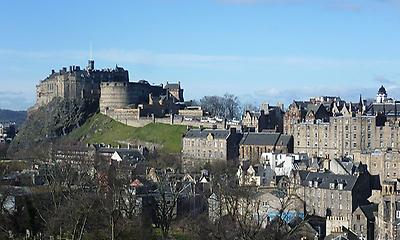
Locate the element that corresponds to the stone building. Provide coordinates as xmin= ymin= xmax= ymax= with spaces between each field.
xmin=239 ymin=132 xmax=294 ymax=162
xmin=284 ymin=99 xmax=332 ymax=136
xmin=242 ymin=103 xmax=284 ymax=133
xmin=164 ymin=82 xmax=184 ymax=102
xmin=35 ymin=59 xmax=129 ymax=108
xmin=353 ymin=150 xmax=400 ymax=182
xmin=182 ymin=128 xmax=242 ymax=170
xmin=376 ymin=180 xmax=400 ymax=240
xmin=351 ymin=203 xmax=377 ymax=240
xmin=287 ymin=87 xmax=400 ymax=161
xmin=294 ymin=170 xmax=372 ymax=221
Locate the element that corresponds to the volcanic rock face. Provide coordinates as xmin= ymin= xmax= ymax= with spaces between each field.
xmin=8 ymin=98 xmax=98 ymax=159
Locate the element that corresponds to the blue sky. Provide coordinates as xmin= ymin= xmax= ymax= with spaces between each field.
xmin=1 ymin=0 xmax=400 ymax=110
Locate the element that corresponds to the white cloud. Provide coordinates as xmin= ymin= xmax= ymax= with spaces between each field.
xmin=1 ymin=48 xmax=399 ymax=70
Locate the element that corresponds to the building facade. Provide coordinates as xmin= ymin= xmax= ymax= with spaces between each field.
xmin=242 ymin=103 xmax=284 ymax=133
xmin=182 ymin=128 xmax=242 ymax=170
xmin=239 ymin=132 xmax=294 ymax=162
xmin=294 ymin=170 xmax=372 ymax=222
xmin=287 ymin=87 xmax=400 ymax=161
xmin=35 ymin=60 xmax=129 ymax=108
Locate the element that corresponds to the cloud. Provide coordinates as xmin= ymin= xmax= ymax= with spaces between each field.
xmin=1 ymin=48 xmax=400 ymax=73
xmin=373 ymin=75 xmax=396 ymax=85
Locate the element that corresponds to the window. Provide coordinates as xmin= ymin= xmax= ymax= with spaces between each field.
xmin=396 ymin=210 xmax=400 ymax=219
xmin=356 ymin=214 xmax=361 ymax=220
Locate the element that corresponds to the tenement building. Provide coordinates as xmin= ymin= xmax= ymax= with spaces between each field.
xmin=294 ymin=170 xmax=372 ymax=222
xmin=182 ymin=128 xmax=242 ymax=170
xmin=286 ymin=86 xmax=400 ymax=161
xmin=376 ymin=180 xmax=400 ymax=240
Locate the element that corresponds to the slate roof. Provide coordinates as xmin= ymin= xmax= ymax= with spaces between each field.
xmin=300 ymin=171 xmax=359 ymax=191
xmin=240 ymin=132 xmax=292 ymax=147
xmin=164 ymin=83 xmax=180 ymax=89
xmin=240 ymin=132 xmax=281 ymax=145
xmin=184 ymin=129 xmax=231 ymax=139
xmin=359 ymin=203 xmax=378 ymax=221
xmin=97 ymin=147 xmax=145 ymax=161
xmin=366 ymin=103 xmax=400 ymax=116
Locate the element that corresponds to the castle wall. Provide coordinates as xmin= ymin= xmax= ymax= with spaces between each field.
xmin=99 ymin=82 xmax=132 ymax=112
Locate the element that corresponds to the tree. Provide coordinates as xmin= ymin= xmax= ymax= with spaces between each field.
xmin=183 ymin=162 xmax=308 ymax=240
xmin=150 ymin=170 xmax=192 ymax=240
xmin=199 ymin=94 xmax=241 ymax=119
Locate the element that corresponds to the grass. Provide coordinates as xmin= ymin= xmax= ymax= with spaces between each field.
xmin=68 ymin=113 xmax=187 ymax=153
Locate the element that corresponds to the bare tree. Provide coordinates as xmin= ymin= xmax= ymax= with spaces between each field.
xmin=150 ymin=171 xmax=192 ymax=240
xmin=200 ymin=94 xmax=241 ymax=119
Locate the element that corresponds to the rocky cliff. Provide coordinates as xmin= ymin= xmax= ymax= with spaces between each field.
xmin=8 ymin=98 xmax=98 ymax=159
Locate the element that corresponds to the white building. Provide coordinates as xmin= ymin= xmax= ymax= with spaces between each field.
xmin=261 ymin=152 xmax=308 ymax=177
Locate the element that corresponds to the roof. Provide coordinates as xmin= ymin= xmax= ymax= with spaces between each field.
xmin=378 ymin=85 xmax=387 ymax=95
xmin=184 ymin=129 xmax=231 ymax=139
xmin=240 ymin=132 xmax=292 ymax=146
xmin=300 ymin=171 xmax=359 ymax=191
xmin=165 ymin=83 xmax=180 ymax=89
xmin=359 ymin=203 xmax=378 ymax=221
xmin=98 ymin=147 xmax=145 ymax=161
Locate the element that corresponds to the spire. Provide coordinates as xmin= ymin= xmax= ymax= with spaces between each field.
xmin=358 ymin=94 xmax=364 ymax=115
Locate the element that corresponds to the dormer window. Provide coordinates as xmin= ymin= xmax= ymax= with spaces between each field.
xmin=308 ymin=181 xmax=313 ymax=187
xmin=313 ymin=181 xmax=319 ymax=188
xmin=338 ymin=183 xmax=344 ymax=190
xmin=329 ymin=183 xmax=335 ymax=189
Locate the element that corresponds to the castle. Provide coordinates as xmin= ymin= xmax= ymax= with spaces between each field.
xmin=34 ymin=59 xmax=184 ymax=119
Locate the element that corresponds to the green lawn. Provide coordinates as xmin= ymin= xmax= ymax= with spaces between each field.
xmin=68 ymin=113 xmax=187 ymax=153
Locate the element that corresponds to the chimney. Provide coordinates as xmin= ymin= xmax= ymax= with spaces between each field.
xmin=51 ymin=69 xmax=55 ymax=74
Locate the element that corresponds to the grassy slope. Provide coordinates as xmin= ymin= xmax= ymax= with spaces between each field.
xmin=68 ymin=113 xmax=187 ymax=153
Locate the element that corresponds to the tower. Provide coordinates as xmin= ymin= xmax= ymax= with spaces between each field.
xmin=376 ymin=85 xmax=387 ymax=103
